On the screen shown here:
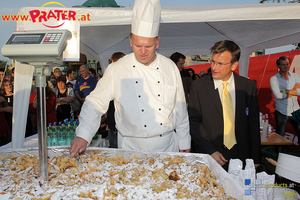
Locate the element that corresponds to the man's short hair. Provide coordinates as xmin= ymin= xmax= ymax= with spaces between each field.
xmin=89 ymin=68 xmax=96 ymax=76
xmin=54 ymin=68 xmax=61 ymax=72
xmin=210 ymin=40 xmax=241 ymax=63
xmin=110 ymin=52 xmax=125 ymax=63
xmin=170 ymin=52 xmax=186 ymax=64
xmin=80 ymin=64 xmax=88 ymax=69
xmin=276 ymin=56 xmax=291 ymax=66
xmin=0 ymin=68 xmax=4 ymax=72
xmin=66 ymin=68 xmax=76 ymax=77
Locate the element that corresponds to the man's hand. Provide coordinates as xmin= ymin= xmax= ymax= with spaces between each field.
xmin=281 ymin=83 xmax=300 ymax=98
xmin=211 ymin=151 xmax=228 ymax=166
xmin=179 ymin=148 xmax=191 ymax=153
xmin=69 ymin=137 xmax=88 ymax=158
xmin=293 ymin=83 xmax=300 ymax=90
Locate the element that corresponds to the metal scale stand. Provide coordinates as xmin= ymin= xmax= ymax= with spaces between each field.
xmin=1 ymin=29 xmax=72 ymax=181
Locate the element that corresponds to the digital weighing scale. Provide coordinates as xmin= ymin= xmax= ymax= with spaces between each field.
xmin=1 ymin=29 xmax=72 ymax=181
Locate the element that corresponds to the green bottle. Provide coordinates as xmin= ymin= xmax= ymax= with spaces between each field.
xmin=52 ymin=126 xmax=59 ymax=146
xmin=65 ymin=126 xmax=72 ymax=146
xmin=47 ymin=124 xmax=52 ymax=146
xmin=58 ymin=126 xmax=66 ymax=146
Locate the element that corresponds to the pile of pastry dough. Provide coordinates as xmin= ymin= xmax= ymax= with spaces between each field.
xmin=0 ymin=153 xmax=235 ymax=199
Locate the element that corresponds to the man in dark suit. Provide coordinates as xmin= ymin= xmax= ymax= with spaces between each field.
xmin=188 ymin=40 xmax=261 ymax=170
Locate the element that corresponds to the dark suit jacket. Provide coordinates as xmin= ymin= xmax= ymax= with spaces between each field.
xmin=188 ymin=73 xmax=261 ymax=165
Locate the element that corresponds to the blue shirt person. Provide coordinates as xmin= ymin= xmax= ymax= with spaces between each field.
xmin=74 ymin=65 xmax=97 ymax=104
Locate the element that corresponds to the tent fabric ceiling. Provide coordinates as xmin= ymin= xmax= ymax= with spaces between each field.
xmin=17 ymin=3 xmax=300 ymax=76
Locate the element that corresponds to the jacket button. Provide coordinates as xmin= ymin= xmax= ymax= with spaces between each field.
xmin=138 ymin=95 xmax=141 ymax=98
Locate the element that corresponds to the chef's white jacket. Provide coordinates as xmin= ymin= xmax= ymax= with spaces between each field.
xmin=76 ymin=52 xmax=191 ymax=152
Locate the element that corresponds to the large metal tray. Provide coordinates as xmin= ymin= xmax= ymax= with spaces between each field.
xmin=0 ymin=147 xmax=248 ymax=199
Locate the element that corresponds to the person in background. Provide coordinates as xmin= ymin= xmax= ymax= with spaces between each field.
xmin=199 ymin=70 xmax=208 ymax=78
xmin=1 ymin=79 xmax=32 ymax=137
xmin=29 ymin=82 xmax=57 ymax=133
xmin=194 ymin=74 xmax=200 ymax=80
xmin=4 ymin=74 xmax=13 ymax=82
xmin=74 ymin=65 xmax=97 ymax=104
xmin=188 ymin=40 xmax=261 ymax=171
xmin=170 ymin=52 xmax=192 ymax=103
xmin=270 ymin=56 xmax=300 ymax=141
xmin=50 ymin=78 xmax=57 ymax=90
xmin=55 ymin=76 xmax=75 ymax=122
xmin=53 ymin=68 xmax=62 ymax=79
xmin=11 ymin=68 xmax=15 ymax=86
xmin=187 ymin=68 xmax=196 ymax=80
xmin=0 ymin=69 xmax=4 ymax=84
xmin=0 ymin=94 xmax=11 ymax=146
xmin=66 ymin=69 xmax=77 ymax=88
xmin=106 ymin=52 xmax=125 ymax=148
xmin=70 ymin=0 xmax=190 ymax=158
xmin=207 ymin=67 xmax=212 ymax=74
xmin=96 ymin=73 xmax=102 ymax=80
xmin=89 ymin=68 xmax=96 ymax=78
xmin=0 ymin=80 xmax=13 ymax=130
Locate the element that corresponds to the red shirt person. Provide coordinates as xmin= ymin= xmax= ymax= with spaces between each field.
xmin=29 ymin=85 xmax=57 ymax=127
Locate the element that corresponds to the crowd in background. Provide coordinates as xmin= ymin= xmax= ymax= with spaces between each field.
xmin=0 ymin=65 xmax=102 ymax=146
xmin=0 ymin=56 xmax=210 ymax=147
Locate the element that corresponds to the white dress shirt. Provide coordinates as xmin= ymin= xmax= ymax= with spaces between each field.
xmin=76 ymin=53 xmax=190 ymax=152
xmin=270 ymin=72 xmax=300 ymax=116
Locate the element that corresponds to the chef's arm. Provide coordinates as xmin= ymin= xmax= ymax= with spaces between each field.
xmin=70 ymin=66 xmax=114 ymax=157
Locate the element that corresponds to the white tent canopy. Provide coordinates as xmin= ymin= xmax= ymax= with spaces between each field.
xmin=10 ymin=3 xmax=300 ymax=149
xmin=17 ymin=3 xmax=300 ymax=76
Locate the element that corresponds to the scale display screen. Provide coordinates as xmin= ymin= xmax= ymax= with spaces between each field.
xmin=1 ymin=29 xmax=72 ymax=63
xmin=6 ymin=33 xmax=45 ymax=44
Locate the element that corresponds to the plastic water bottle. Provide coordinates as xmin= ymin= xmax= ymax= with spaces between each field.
xmin=52 ymin=127 xmax=59 ymax=146
xmin=47 ymin=123 xmax=52 ymax=146
xmin=65 ymin=126 xmax=72 ymax=146
xmin=71 ymin=126 xmax=76 ymax=139
xmin=58 ymin=126 xmax=66 ymax=146
xmin=261 ymin=114 xmax=269 ymax=142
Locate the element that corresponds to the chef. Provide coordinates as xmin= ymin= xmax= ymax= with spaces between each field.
xmin=70 ymin=0 xmax=190 ymax=158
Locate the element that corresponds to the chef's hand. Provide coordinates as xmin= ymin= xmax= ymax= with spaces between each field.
xmin=211 ymin=151 xmax=228 ymax=166
xmin=180 ymin=148 xmax=191 ymax=153
xmin=255 ymin=164 xmax=260 ymax=169
xmin=69 ymin=136 xmax=88 ymax=158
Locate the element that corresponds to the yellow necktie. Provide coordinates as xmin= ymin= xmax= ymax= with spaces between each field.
xmin=222 ymin=82 xmax=235 ymax=150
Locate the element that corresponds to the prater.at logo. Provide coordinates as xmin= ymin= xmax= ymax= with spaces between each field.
xmin=29 ymin=1 xmax=90 ymax=28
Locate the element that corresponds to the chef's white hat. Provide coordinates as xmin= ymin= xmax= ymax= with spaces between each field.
xmin=131 ymin=0 xmax=161 ymax=38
